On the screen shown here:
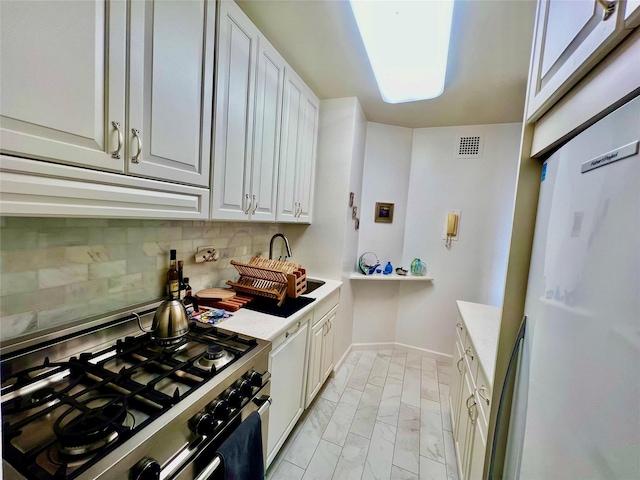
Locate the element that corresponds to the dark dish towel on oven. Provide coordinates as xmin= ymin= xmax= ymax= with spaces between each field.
xmin=215 ymin=411 xmax=264 ymax=480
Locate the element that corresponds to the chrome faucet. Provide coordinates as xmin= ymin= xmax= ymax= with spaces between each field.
xmin=269 ymin=233 xmax=292 ymax=260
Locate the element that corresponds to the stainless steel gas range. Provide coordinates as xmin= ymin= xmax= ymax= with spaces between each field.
xmin=0 ymin=303 xmax=272 ymax=480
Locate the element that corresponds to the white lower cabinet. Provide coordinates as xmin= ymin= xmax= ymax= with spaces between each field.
xmin=266 ymin=313 xmax=311 ymax=467
xmin=468 ymin=409 xmax=488 ymax=480
xmin=305 ymin=305 xmax=337 ymax=407
xmin=450 ymin=312 xmax=493 ymax=480
xmin=266 ymin=291 xmax=340 ymax=467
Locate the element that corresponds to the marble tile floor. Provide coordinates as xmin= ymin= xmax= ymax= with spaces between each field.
xmin=266 ymin=349 xmax=457 ymax=480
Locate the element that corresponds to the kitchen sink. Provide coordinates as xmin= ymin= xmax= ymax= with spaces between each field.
xmin=304 ymin=279 xmax=325 ymax=294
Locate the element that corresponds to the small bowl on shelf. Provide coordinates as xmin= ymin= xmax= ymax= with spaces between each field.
xmin=395 ymin=267 xmax=408 ymax=276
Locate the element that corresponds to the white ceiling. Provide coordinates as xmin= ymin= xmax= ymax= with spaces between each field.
xmin=237 ymin=0 xmax=537 ymax=128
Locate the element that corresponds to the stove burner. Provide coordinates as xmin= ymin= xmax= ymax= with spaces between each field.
xmin=196 ymin=345 xmax=234 ymax=371
xmin=206 ymin=345 xmax=224 ymax=360
xmin=31 ymin=387 xmax=56 ymax=404
xmin=53 ymin=394 xmax=130 ymax=457
xmin=1 ymin=361 xmax=83 ymax=414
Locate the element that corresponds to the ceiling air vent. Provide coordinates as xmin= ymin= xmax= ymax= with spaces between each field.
xmin=454 ymin=135 xmax=484 ymax=158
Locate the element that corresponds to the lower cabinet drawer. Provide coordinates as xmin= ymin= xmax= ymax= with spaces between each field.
xmin=475 ymin=366 xmax=492 ymax=424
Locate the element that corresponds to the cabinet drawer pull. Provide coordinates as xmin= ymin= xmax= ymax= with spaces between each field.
xmin=477 ymin=385 xmax=490 ymax=406
xmin=468 ymin=399 xmax=478 ymax=424
xmin=465 ymin=347 xmax=474 ymax=361
xmin=456 ymin=356 xmax=464 ymax=373
xmin=131 ymin=128 xmax=142 ymax=163
xmin=597 ymin=0 xmax=616 ymax=20
xmin=111 ymin=121 xmax=123 ymax=159
xmin=252 ymin=194 xmax=258 ymax=214
xmin=285 ymin=321 xmax=302 ymax=338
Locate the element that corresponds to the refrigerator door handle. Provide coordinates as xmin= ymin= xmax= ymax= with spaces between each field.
xmin=488 ymin=314 xmax=527 ymax=480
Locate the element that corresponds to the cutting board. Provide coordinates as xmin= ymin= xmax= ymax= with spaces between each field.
xmin=198 ymin=294 xmax=254 ymax=311
xmin=195 ymin=288 xmax=236 ymax=301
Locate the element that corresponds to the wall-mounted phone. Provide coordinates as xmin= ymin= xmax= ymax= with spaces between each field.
xmin=443 ymin=210 xmax=460 ymax=247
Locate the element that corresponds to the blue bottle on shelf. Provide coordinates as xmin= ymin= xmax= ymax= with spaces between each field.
xmin=383 ymin=261 xmax=393 ymax=275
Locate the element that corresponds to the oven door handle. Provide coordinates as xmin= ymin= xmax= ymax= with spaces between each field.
xmin=192 ymin=395 xmax=272 ymax=480
xmin=254 ymin=395 xmax=272 ymax=416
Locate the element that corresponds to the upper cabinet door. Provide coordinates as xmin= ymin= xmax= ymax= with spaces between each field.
xmin=211 ymin=0 xmax=259 ymax=220
xmin=277 ymin=68 xmax=318 ymax=224
xmin=128 ymin=0 xmax=215 ymax=187
xmin=526 ymin=0 xmax=630 ymax=122
xmin=296 ymin=92 xmax=319 ymax=224
xmin=277 ymin=69 xmax=304 ymax=223
xmin=250 ymin=38 xmax=285 ymax=222
xmin=625 ymin=0 xmax=640 ymax=27
xmin=0 ymin=0 xmax=126 ymax=172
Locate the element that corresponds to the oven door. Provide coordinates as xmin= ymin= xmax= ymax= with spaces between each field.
xmin=170 ymin=386 xmax=271 ymax=480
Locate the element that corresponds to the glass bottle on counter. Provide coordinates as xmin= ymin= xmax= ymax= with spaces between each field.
xmin=182 ymin=277 xmax=199 ymax=313
xmin=166 ymin=249 xmax=179 ymax=299
xmin=178 ymin=260 xmax=185 ymax=299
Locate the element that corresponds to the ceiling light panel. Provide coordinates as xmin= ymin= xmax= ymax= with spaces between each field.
xmin=350 ymin=0 xmax=455 ymax=104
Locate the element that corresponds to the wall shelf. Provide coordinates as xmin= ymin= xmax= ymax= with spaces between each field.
xmin=349 ymin=272 xmax=434 ymax=281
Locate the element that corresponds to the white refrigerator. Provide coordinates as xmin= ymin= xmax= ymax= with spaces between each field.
xmin=502 ymin=95 xmax=640 ymax=479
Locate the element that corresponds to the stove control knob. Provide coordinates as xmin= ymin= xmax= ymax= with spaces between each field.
xmin=237 ymin=379 xmax=254 ymax=397
xmin=210 ymin=399 xmax=231 ymax=421
xmin=226 ymin=388 xmax=244 ymax=409
xmin=189 ymin=412 xmax=215 ymax=436
xmin=131 ymin=458 xmax=160 ymax=480
xmin=244 ymin=370 xmax=263 ymax=387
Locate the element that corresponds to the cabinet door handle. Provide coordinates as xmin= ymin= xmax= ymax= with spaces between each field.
xmin=244 ymin=194 xmax=251 ymax=215
xmin=468 ymin=399 xmax=478 ymax=424
xmin=465 ymin=347 xmax=474 ymax=361
xmin=285 ymin=321 xmax=302 ymax=338
xmin=131 ymin=128 xmax=142 ymax=163
xmin=252 ymin=194 xmax=258 ymax=214
xmin=457 ymin=322 xmax=463 ymax=331
xmin=456 ymin=356 xmax=464 ymax=373
xmin=597 ymin=0 xmax=616 ymax=20
xmin=111 ymin=121 xmax=123 ymax=159
xmin=477 ymin=385 xmax=490 ymax=406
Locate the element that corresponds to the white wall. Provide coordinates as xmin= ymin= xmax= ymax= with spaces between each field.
xmin=352 ymin=122 xmax=413 ymax=345
xmin=396 ymin=123 xmax=521 ymax=355
xmin=284 ymin=97 xmax=367 ymax=364
xmin=357 ymin=122 xmax=414 ymax=268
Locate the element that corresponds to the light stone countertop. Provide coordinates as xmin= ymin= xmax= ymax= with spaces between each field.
xmin=456 ymin=300 xmax=502 ymax=389
xmin=216 ymin=278 xmax=343 ymax=341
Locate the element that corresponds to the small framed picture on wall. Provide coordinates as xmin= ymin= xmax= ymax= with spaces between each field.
xmin=375 ymin=202 xmax=394 ymax=223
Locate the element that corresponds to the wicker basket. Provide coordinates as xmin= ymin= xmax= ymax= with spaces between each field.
xmin=227 ymin=257 xmax=307 ymax=306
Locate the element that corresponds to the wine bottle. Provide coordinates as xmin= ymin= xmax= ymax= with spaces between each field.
xmin=166 ymin=249 xmax=179 ymax=299
xmin=182 ymin=277 xmax=199 ymax=313
xmin=178 ymin=260 xmax=185 ymax=300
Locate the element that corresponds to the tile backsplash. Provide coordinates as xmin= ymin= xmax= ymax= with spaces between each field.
xmin=0 ymin=217 xmax=282 ymax=341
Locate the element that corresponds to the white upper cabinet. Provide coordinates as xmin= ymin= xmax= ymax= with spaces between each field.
xmin=127 ymin=0 xmax=214 ymax=187
xmin=0 ymin=0 xmax=214 ymax=187
xmin=0 ymin=0 xmax=126 ymax=172
xmin=211 ymin=0 xmax=285 ymax=222
xmin=250 ymin=38 xmax=285 ymax=222
xmin=277 ymin=68 xmax=319 ymax=224
xmin=212 ymin=0 xmax=258 ymax=220
xmin=626 ymin=0 xmax=640 ymax=27
xmin=526 ymin=0 xmax=631 ymax=122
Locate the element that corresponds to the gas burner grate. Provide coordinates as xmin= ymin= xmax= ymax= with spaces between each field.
xmin=1 ymin=320 xmax=258 ymax=480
